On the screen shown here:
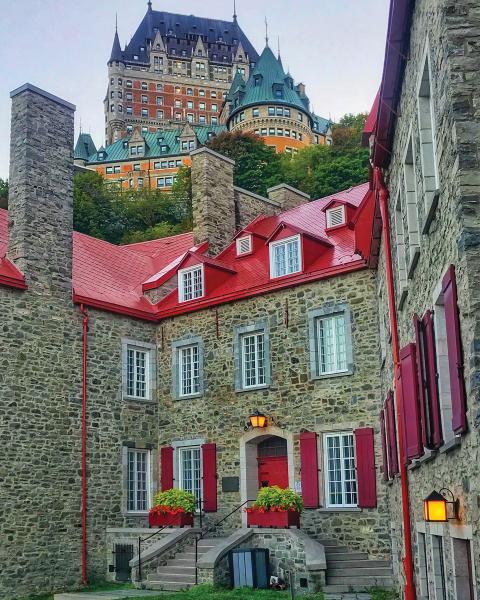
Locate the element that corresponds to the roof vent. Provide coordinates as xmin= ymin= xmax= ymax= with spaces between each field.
xmin=326 ymin=206 xmax=345 ymax=228
xmin=236 ymin=235 xmax=252 ymax=256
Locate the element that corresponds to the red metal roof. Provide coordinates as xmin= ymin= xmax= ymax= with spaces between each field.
xmin=0 ymin=209 xmax=27 ymax=289
xmin=362 ymin=89 xmax=380 ymax=146
xmin=0 ymin=182 xmax=373 ymax=319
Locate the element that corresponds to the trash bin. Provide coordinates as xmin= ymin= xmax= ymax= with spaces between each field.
xmin=229 ymin=548 xmax=270 ymax=589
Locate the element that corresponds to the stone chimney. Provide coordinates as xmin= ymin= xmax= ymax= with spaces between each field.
xmin=8 ymin=84 xmax=75 ymax=292
xmin=190 ymin=147 xmax=236 ymax=256
xmin=267 ymin=183 xmax=310 ymax=211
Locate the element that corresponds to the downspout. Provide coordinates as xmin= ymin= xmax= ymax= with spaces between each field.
xmin=375 ymin=167 xmax=416 ymax=600
xmin=79 ymin=303 xmax=89 ymax=586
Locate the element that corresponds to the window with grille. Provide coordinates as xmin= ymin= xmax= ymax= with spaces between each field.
xmin=269 ymin=235 xmax=301 ymax=278
xmin=126 ymin=347 xmax=149 ymax=399
xmin=236 ymin=235 xmax=252 ymax=256
xmin=179 ymin=345 xmax=200 ymax=397
xmin=127 ymin=449 xmax=150 ymax=512
xmin=316 ymin=313 xmax=348 ymax=375
xmin=241 ymin=332 xmax=266 ymax=389
xmin=324 ymin=432 xmax=357 ymax=507
xmin=179 ymin=266 xmax=204 ymax=302
xmin=179 ymin=446 xmax=202 ymax=503
xmin=326 ymin=206 xmax=345 ymax=228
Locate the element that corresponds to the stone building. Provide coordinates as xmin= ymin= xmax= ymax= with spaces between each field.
xmin=223 ymin=44 xmax=332 ymax=153
xmin=105 ymin=2 xmax=257 ymax=145
xmin=1 ymin=83 xmax=391 ymax=599
xmin=363 ymin=0 xmax=480 ymax=598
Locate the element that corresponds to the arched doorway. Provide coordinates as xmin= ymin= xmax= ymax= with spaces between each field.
xmin=257 ymin=437 xmax=288 ymax=489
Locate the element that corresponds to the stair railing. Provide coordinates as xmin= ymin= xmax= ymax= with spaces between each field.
xmin=194 ymin=499 xmax=254 ymax=585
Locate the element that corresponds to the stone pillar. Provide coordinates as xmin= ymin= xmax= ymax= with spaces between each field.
xmin=8 ymin=83 xmax=75 ymax=292
xmin=190 ymin=146 xmax=236 ymax=256
xmin=267 ymin=183 xmax=310 ymax=211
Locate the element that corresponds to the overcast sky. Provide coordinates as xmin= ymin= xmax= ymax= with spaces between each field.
xmin=0 ymin=0 xmax=389 ymax=179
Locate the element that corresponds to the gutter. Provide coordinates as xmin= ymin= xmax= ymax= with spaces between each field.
xmin=79 ymin=304 xmax=89 ymax=586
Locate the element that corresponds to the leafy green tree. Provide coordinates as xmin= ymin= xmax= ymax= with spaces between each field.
xmin=170 ymin=166 xmax=193 ymax=229
xmin=206 ymin=131 xmax=283 ymax=196
xmin=0 ymin=178 xmax=8 ymax=209
xmin=331 ymin=112 xmax=369 ymax=148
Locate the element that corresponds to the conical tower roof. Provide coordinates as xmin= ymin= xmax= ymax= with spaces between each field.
xmin=109 ymin=29 xmax=123 ymax=63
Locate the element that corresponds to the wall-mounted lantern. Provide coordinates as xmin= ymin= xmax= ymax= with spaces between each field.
xmin=245 ymin=410 xmax=268 ymax=430
xmin=423 ymin=489 xmax=459 ymax=522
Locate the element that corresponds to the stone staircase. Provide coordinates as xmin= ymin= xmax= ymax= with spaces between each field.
xmin=145 ymin=537 xmax=227 ymax=591
xmin=321 ymin=537 xmax=393 ymax=597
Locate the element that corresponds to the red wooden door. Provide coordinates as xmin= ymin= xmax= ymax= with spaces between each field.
xmin=257 ymin=456 xmax=289 ymax=488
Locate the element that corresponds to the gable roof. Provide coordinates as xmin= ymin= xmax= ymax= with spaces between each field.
xmin=120 ymin=8 xmax=258 ymax=65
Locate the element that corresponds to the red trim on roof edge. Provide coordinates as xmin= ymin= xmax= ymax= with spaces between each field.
xmin=72 ymin=293 xmax=158 ymax=321
xmin=0 ymin=274 xmax=28 ymax=290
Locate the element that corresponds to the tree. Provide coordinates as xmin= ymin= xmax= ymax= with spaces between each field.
xmin=0 ymin=178 xmax=8 ymax=209
xmin=331 ymin=112 xmax=369 ymax=148
xmin=206 ymin=131 xmax=283 ymax=196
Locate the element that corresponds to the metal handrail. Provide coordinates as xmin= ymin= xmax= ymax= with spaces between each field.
xmin=194 ymin=499 xmax=254 ymax=584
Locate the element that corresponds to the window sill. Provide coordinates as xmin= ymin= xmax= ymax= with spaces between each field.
xmin=422 ymin=189 xmax=440 ymax=234
xmin=124 ymin=511 xmax=149 ymax=517
xmin=407 ymin=247 xmax=420 ymax=279
xmin=408 ymin=448 xmax=437 ymax=470
xmin=439 ymin=435 xmax=462 ymax=454
xmin=236 ymin=384 xmax=270 ymax=393
xmin=319 ymin=507 xmax=361 ymax=513
xmin=123 ymin=396 xmax=156 ymax=405
xmin=312 ymin=369 xmax=353 ymax=380
xmin=176 ymin=393 xmax=203 ymax=401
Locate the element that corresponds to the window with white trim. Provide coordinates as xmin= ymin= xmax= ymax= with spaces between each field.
xmin=269 ymin=235 xmax=301 ymax=278
xmin=236 ymin=235 xmax=252 ymax=256
xmin=178 ymin=265 xmax=204 ymax=302
xmin=324 ymin=432 xmax=357 ymax=507
xmin=326 ymin=205 xmax=345 ymax=228
xmin=432 ymin=535 xmax=447 ymax=600
xmin=126 ymin=346 xmax=149 ymax=399
xmin=127 ymin=448 xmax=150 ymax=512
xmin=179 ymin=446 xmax=202 ymax=503
xmin=179 ymin=344 xmax=200 ymax=397
xmin=316 ymin=312 xmax=348 ymax=375
xmin=241 ymin=332 xmax=266 ymax=389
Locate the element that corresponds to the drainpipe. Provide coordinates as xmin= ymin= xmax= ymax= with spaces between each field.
xmin=375 ymin=167 xmax=416 ymax=600
xmin=79 ymin=303 xmax=89 ymax=586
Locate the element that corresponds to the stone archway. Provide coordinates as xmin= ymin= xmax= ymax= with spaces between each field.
xmin=239 ymin=426 xmax=295 ymax=526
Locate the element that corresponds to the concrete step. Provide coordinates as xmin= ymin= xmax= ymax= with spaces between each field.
xmin=148 ymin=572 xmax=196 ymax=583
xmin=326 ymin=552 xmax=369 ymax=561
xmin=156 ymin=565 xmax=196 ymax=575
xmin=324 ymin=593 xmax=372 ymax=600
xmin=323 ymin=584 xmax=375 ymax=594
xmin=144 ymin=580 xmax=195 ymax=591
xmin=327 ymin=575 xmax=393 ymax=587
xmin=327 ymin=559 xmax=391 ymax=569
xmin=324 ymin=546 xmax=350 ymax=554
xmin=328 ymin=567 xmax=392 ymax=577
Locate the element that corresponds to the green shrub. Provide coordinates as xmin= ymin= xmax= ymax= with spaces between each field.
xmin=152 ymin=488 xmax=196 ymax=513
xmin=250 ymin=486 xmax=304 ymax=513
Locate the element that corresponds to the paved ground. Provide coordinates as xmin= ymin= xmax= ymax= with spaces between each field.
xmin=54 ymin=591 xmax=161 ymax=600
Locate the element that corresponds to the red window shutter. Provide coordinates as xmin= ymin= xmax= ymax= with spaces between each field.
xmin=379 ymin=410 xmax=389 ymax=481
xmin=400 ymin=343 xmax=424 ymax=462
xmin=160 ymin=446 xmax=174 ymax=491
xmin=413 ymin=314 xmax=429 ymax=448
xmin=442 ymin=265 xmax=467 ymax=434
xmin=354 ymin=427 xmax=377 ymax=508
xmin=423 ymin=310 xmax=443 ymax=448
xmin=299 ymin=432 xmax=319 ymax=508
xmin=386 ymin=391 xmax=399 ymax=476
xmin=201 ymin=443 xmax=217 ymax=512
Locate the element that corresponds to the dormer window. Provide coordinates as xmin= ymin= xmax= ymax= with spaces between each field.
xmin=236 ymin=235 xmax=252 ymax=256
xmin=326 ymin=206 xmax=345 ymax=228
xmin=269 ymin=235 xmax=301 ymax=278
xmin=178 ymin=265 xmax=204 ymax=302
xmin=254 ymin=74 xmax=263 ymax=87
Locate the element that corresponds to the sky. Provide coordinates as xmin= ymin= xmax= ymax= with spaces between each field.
xmin=0 ymin=0 xmax=389 ymax=179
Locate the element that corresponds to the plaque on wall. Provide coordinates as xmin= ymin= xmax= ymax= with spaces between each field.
xmin=222 ymin=476 xmax=240 ymax=492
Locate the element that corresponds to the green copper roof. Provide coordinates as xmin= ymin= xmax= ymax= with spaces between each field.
xmin=74 ymin=133 xmax=97 ymax=160
xmin=225 ymin=70 xmax=245 ymax=102
xmin=86 ymin=124 xmax=226 ymax=163
xmin=228 ymin=46 xmax=308 ymax=117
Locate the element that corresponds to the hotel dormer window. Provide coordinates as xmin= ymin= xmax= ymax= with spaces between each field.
xmin=326 ymin=206 xmax=345 ymax=228
xmin=178 ymin=265 xmax=204 ymax=302
xmin=236 ymin=235 xmax=252 ymax=256
xmin=269 ymin=235 xmax=301 ymax=278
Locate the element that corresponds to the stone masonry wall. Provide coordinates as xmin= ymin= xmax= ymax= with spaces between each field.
xmin=233 ymin=187 xmax=280 ymax=230
xmin=156 ymin=268 xmax=391 ymax=558
xmin=376 ymin=0 xmax=480 ymax=596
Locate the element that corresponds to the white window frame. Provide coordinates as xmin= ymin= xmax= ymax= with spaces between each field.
xmin=178 ymin=445 xmax=202 ymax=506
xmin=316 ymin=312 xmax=349 ymax=376
xmin=178 ymin=344 xmax=201 ymax=398
xmin=236 ymin=235 xmax=252 ymax=256
xmin=178 ymin=265 xmax=204 ymax=302
xmin=126 ymin=448 xmax=151 ymax=514
xmin=269 ymin=234 xmax=302 ymax=279
xmin=126 ymin=346 xmax=150 ymax=400
xmin=241 ymin=331 xmax=266 ymax=390
xmin=326 ymin=205 xmax=345 ymax=228
xmin=323 ymin=432 xmax=358 ymax=508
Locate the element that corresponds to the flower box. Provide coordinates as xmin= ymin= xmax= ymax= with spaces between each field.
xmin=148 ymin=511 xmax=194 ymax=528
xmin=246 ymin=509 xmax=300 ymax=529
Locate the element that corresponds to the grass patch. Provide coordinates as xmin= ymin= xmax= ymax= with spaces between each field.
xmin=368 ymin=588 xmax=399 ymax=600
xmin=21 ymin=580 xmax=133 ymax=600
xmin=126 ymin=585 xmax=323 ymax=600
